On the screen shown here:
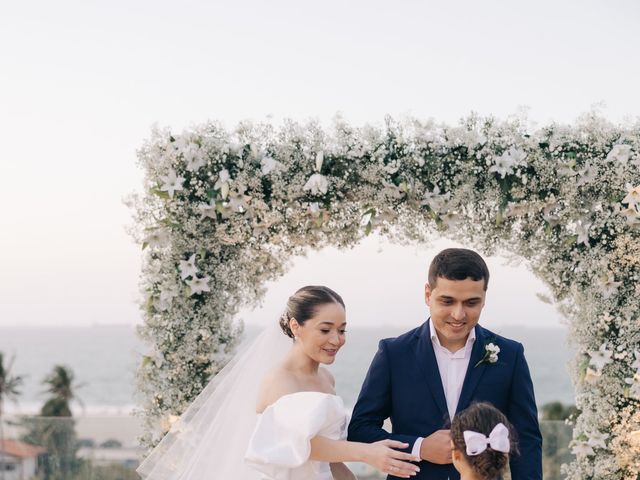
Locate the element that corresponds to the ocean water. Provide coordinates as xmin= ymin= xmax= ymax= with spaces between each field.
xmin=320 ymin=325 xmax=576 ymax=408
xmin=0 ymin=324 xmax=575 ymax=414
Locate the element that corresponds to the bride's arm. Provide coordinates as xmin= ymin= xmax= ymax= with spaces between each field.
xmin=329 ymin=462 xmax=356 ymax=480
xmin=309 ymin=436 xmax=420 ymax=478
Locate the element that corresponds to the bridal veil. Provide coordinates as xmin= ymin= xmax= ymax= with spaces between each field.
xmin=137 ymin=322 xmax=291 ymax=479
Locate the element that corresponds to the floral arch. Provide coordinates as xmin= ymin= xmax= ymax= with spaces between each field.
xmin=130 ymin=114 xmax=640 ymax=479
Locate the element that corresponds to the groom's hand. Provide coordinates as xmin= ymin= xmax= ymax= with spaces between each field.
xmin=420 ymin=429 xmax=452 ymax=464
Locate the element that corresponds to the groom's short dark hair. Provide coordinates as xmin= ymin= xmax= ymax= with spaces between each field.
xmin=428 ymin=248 xmax=490 ymax=290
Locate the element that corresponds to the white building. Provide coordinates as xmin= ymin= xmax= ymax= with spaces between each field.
xmin=0 ymin=439 xmax=45 ymax=480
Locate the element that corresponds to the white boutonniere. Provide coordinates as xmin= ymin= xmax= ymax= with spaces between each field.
xmin=475 ymin=341 xmax=500 ymax=368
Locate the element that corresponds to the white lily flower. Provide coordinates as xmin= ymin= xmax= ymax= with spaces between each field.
xmin=186 ymin=156 xmax=205 ymax=171
xmin=632 ymin=350 xmax=640 ymax=371
xmin=505 ymin=202 xmax=529 ymax=218
xmin=361 ymin=212 xmax=373 ymax=226
xmin=575 ymin=221 xmax=591 ymax=245
xmin=587 ymin=431 xmax=609 ymax=449
xmin=606 ymin=144 xmax=632 ymax=164
xmin=620 ymin=206 xmax=640 ymax=227
xmin=261 ymin=156 xmax=281 ymax=175
xmin=440 ymin=212 xmax=462 ymax=229
xmin=557 ymin=163 xmax=577 ymax=178
xmin=575 ymin=163 xmax=597 ymax=187
xmin=183 ymin=143 xmax=205 ymax=171
xmin=584 ymin=367 xmax=601 ymax=384
xmin=383 ymin=160 xmax=400 ymax=174
xmin=489 ymin=146 xmax=527 ymax=178
xmin=422 ymin=186 xmax=451 ymax=213
xmin=589 ymin=343 xmax=613 ymax=371
xmin=315 ymin=152 xmax=324 ymax=172
xmin=308 ymin=202 xmax=321 ymax=216
xmin=571 ymin=441 xmax=594 ymax=457
xmin=303 ymin=173 xmax=329 ymax=195
xmin=179 ymin=254 xmax=198 ymax=280
xmin=214 ymin=169 xmax=231 ymax=199
xmin=159 ymin=169 xmax=185 ymax=198
xmin=228 ymin=190 xmax=251 ymax=213
xmin=622 ymin=185 xmax=640 ymax=206
xmin=143 ymin=228 xmax=170 ymax=248
xmin=155 ymin=287 xmax=179 ymax=311
xmin=186 ymin=275 xmax=211 ymax=296
xmin=625 ymin=370 xmax=640 ymax=399
xmin=151 ymin=350 xmax=165 ymax=368
xmin=198 ymin=199 xmax=217 ymax=219
xmin=229 ymin=142 xmax=244 ymax=155
xmin=217 ymin=169 xmax=230 ymax=183
xmin=599 ymin=272 xmax=622 ymax=299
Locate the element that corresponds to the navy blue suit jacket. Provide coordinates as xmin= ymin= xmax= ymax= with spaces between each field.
xmin=348 ymin=320 xmax=542 ymax=480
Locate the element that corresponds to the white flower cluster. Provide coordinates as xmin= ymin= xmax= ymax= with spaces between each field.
xmin=625 ymin=350 xmax=640 ymax=400
xmin=621 ymin=184 xmax=640 ymax=227
xmin=485 ymin=343 xmax=500 ymax=363
xmin=130 ymin=115 xmax=640 ymax=478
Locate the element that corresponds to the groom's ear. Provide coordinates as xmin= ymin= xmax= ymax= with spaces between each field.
xmin=424 ymin=282 xmax=432 ymax=306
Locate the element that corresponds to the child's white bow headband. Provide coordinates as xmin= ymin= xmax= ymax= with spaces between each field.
xmin=463 ymin=422 xmax=511 ymax=456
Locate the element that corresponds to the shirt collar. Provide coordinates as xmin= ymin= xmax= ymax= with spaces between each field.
xmin=429 ymin=318 xmax=476 ymax=349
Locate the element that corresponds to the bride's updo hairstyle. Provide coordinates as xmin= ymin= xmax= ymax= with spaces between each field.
xmin=451 ymin=402 xmax=518 ymax=480
xmin=279 ymin=286 xmax=345 ymax=339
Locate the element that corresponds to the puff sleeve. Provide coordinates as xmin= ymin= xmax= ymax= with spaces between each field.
xmin=244 ymin=392 xmax=346 ymax=479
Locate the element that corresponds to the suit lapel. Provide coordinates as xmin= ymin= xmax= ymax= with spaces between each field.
xmin=413 ymin=320 xmax=449 ymax=422
xmin=456 ymin=325 xmax=487 ymax=414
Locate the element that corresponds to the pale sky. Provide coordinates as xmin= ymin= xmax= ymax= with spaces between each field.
xmin=0 ymin=0 xmax=638 ymax=328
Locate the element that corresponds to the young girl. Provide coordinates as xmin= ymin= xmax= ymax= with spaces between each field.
xmin=450 ymin=402 xmax=518 ymax=480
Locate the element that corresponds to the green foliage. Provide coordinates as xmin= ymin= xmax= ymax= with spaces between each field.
xmin=19 ymin=365 xmax=83 ymax=480
xmin=541 ymin=401 xmax=580 ymax=421
xmin=540 ymin=420 xmax=574 ymax=480
xmin=537 ymin=403 xmax=579 ymax=480
xmin=76 ymin=463 xmax=140 ymax=480
xmin=0 ymin=351 xmax=24 ymax=480
xmin=99 ymin=438 xmax=123 ymax=449
xmin=43 ymin=365 xmax=78 ymax=410
xmin=20 ymin=416 xmax=81 ymax=480
xmin=0 ymin=352 xmax=24 ymax=409
xmin=42 ymin=397 xmax=72 ymax=417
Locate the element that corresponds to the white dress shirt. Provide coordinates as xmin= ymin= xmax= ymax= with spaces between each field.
xmin=411 ymin=322 xmax=476 ymax=457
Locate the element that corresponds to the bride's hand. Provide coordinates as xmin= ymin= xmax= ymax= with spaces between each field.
xmin=361 ymin=439 xmax=421 ymax=478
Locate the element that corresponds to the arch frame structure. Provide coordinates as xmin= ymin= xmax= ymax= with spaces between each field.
xmin=130 ymin=114 xmax=640 ymax=478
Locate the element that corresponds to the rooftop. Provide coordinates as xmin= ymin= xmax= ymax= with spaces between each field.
xmin=0 ymin=439 xmax=45 ymax=459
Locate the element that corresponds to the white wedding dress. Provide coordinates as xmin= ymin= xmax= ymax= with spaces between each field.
xmin=137 ymin=323 xmax=348 ymax=480
xmin=245 ymin=391 xmax=348 ymax=480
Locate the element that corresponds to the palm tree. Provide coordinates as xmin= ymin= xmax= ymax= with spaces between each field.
xmin=0 ymin=352 xmax=24 ymax=480
xmin=31 ymin=365 xmax=83 ymax=479
xmin=41 ymin=366 xmax=81 ymax=417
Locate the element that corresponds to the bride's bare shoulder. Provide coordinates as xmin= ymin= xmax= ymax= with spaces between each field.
xmin=319 ymin=366 xmax=335 ymax=387
xmin=255 ymin=365 xmax=298 ymax=413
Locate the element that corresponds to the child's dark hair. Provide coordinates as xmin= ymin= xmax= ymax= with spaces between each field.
xmin=451 ymin=402 xmax=518 ymax=480
xmin=279 ymin=286 xmax=345 ymax=338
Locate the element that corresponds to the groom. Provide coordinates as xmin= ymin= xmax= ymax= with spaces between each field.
xmin=348 ymin=248 xmax=542 ymax=479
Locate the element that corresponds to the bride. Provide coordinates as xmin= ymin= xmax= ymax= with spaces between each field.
xmin=137 ymin=285 xmax=420 ymax=479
